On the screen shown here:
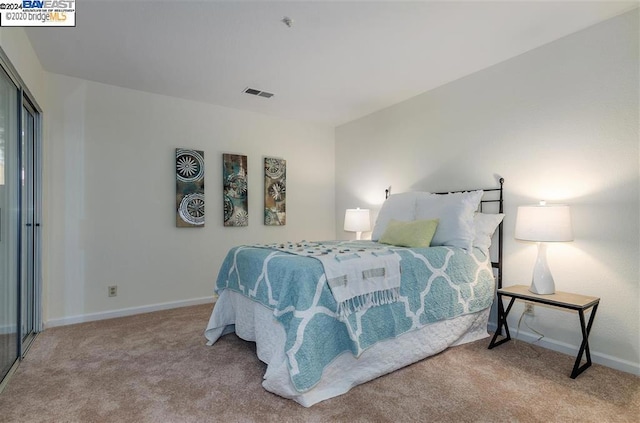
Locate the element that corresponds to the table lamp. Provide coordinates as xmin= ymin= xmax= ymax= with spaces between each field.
xmin=515 ymin=201 xmax=573 ymax=294
xmin=344 ymin=208 xmax=371 ymax=240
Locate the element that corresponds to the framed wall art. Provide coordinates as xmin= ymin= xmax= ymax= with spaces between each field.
xmin=176 ymin=148 xmax=205 ymax=227
xmin=264 ymin=157 xmax=286 ymax=226
xmin=223 ymin=153 xmax=248 ymax=227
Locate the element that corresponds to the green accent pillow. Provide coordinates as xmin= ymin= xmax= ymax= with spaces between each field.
xmin=378 ymin=219 xmax=439 ymax=248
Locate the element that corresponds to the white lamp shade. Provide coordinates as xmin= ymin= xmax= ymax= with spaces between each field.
xmin=344 ymin=208 xmax=371 ymax=233
xmin=515 ymin=203 xmax=573 ymax=242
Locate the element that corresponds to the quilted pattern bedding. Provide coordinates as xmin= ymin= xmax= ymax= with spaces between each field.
xmin=207 ymin=240 xmax=495 ymax=393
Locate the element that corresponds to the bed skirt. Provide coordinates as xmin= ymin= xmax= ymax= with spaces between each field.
xmin=205 ymin=289 xmax=491 ymax=407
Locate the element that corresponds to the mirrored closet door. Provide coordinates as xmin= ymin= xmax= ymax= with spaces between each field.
xmin=0 ymin=50 xmax=42 ymax=388
xmin=21 ymin=98 xmax=40 ymax=352
xmin=0 ymin=62 xmax=19 ymax=384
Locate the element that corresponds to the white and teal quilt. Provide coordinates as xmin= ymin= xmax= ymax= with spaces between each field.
xmin=208 ymin=240 xmax=495 ymax=393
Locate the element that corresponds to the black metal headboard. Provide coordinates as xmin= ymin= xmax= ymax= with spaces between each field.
xmin=384 ymin=178 xmax=504 ymax=289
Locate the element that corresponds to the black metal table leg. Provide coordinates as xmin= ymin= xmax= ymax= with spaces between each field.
xmin=488 ymin=295 xmax=515 ymax=349
xmin=570 ymin=303 xmax=599 ymax=378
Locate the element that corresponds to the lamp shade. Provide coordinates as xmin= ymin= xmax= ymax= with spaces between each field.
xmin=515 ymin=203 xmax=573 ymax=242
xmin=344 ymin=208 xmax=371 ymax=233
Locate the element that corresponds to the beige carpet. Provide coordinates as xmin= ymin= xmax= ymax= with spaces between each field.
xmin=0 ymin=304 xmax=638 ymax=423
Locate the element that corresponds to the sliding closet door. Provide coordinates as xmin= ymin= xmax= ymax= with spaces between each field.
xmin=21 ymin=100 xmax=39 ymax=351
xmin=0 ymin=49 xmax=42 ymax=388
xmin=0 ymin=65 xmax=19 ymax=382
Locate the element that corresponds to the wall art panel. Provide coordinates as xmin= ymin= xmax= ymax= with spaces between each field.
xmin=176 ymin=148 xmax=205 ymax=227
xmin=223 ymin=153 xmax=248 ymax=227
xmin=264 ymin=157 xmax=286 ymax=225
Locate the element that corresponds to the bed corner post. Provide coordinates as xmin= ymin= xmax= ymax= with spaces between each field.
xmin=497 ymin=178 xmax=504 ymax=289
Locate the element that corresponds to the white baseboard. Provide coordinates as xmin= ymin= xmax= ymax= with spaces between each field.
xmin=44 ymin=296 xmax=216 ymax=329
xmin=487 ymin=322 xmax=640 ymax=376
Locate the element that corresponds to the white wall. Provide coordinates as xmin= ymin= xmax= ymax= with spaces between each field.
xmin=41 ymin=74 xmax=336 ymax=324
xmin=1 ymin=26 xmax=336 ymax=327
xmin=335 ymin=10 xmax=639 ymax=374
xmin=1 ymin=28 xmax=336 ymax=324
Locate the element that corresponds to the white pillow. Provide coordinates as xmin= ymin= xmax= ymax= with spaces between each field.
xmin=371 ymin=192 xmax=419 ymax=241
xmin=473 ymin=213 xmax=505 ymax=251
xmin=415 ymin=190 xmax=483 ymax=251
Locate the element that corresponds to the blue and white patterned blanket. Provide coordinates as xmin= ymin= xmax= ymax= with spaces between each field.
xmin=253 ymin=241 xmax=402 ymax=320
xmin=209 ymin=240 xmax=495 ymax=392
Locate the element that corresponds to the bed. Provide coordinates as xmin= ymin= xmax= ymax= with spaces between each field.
xmin=205 ymin=179 xmax=504 ymax=407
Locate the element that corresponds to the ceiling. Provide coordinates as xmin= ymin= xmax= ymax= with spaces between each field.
xmin=25 ymin=1 xmax=638 ymax=126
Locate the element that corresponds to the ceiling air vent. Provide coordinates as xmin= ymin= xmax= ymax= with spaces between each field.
xmin=243 ymin=87 xmax=274 ymax=99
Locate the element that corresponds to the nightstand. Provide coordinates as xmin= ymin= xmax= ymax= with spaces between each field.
xmin=488 ymin=284 xmax=600 ymax=379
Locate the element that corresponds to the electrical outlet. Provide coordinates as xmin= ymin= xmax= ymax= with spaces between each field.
xmin=108 ymin=285 xmax=117 ymax=297
xmin=524 ymin=302 xmax=534 ymax=316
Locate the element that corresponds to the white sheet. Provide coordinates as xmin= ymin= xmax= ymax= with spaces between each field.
xmin=206 ymin=290 xmax=491 ymax=407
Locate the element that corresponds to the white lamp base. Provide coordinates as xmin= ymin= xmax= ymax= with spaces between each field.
xmin=529 ymin=242 xmax=555 ymax=295
xmin=355 ymin=231 xmax=362 ymax=241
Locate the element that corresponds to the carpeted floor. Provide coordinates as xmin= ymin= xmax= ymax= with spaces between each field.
xmin=0 ymin=304 xmax=638 ymax=423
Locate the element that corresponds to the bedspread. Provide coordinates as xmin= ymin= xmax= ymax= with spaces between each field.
xmin=208 ymin=241 xmax=495 ymax=392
